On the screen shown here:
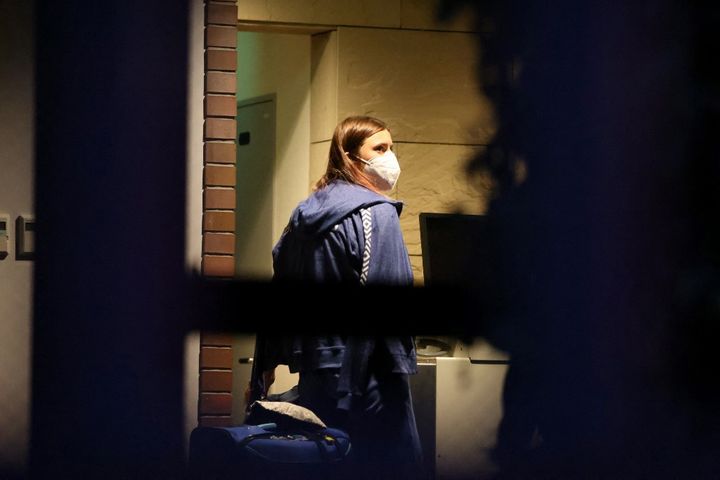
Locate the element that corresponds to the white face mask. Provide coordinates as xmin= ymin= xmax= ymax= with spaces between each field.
xmin=357 ymin=150 xmax=401 ymax=191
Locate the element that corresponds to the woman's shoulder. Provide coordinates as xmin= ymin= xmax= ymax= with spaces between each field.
xmin=367 ymin=199 xmax=404 ymax=219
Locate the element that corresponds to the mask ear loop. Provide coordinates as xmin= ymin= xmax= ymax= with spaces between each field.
xmin=345 ymin=152 xmax=369 ymax=164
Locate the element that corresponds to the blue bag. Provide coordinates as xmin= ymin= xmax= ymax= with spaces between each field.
xmin=188 ymin=422 xmax=351 ymax=479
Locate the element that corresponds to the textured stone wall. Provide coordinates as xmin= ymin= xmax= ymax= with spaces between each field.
xmin=238 ymin=0 xmax=476 ymax=32
xmin=310 ymin=26 xmax=495 ymax=283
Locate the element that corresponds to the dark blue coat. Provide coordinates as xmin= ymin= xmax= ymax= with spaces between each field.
xmin=265 ymin=180 xmax=417 ymax=402
xmin=272 ymin=180 xmax=413 ymax=286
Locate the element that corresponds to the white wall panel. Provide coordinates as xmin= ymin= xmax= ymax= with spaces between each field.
xmin=436 ymin=357 xmax=508 ymax=479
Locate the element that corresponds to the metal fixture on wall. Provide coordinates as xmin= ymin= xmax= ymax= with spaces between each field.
xmin=0 ymin=215 xmax=9 ymax=260
xmin=16 ymin=215 xmax=34 ymax=261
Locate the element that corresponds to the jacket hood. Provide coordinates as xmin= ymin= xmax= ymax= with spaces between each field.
xmin=290 ymin=180 xmax=403 ymax=235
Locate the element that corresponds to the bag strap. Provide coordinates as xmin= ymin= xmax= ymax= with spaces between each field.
xmin=359 ymin=207 xmax=372 ymax=286
xmin=236 ymin=430 xmax=347 ymax=463
xmin=247 ymin=335 xmax=265 ymax=409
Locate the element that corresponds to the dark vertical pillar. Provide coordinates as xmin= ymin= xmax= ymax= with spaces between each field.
xmin=32 ymin=2 xmax=189 ymax=478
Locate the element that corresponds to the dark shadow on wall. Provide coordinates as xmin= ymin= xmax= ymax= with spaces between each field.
xmin=31 ymin=1 xmax=189 ymax=479
xmin=437 ymin=0 xmax=720 ymax=478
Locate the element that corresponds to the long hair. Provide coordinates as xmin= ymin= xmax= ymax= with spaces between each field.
xmin=314 ymin=115 xmax=388 ymax=192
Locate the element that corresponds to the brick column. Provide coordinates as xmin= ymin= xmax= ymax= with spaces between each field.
xmin=199 ymin=0 xmax=237 ymax=427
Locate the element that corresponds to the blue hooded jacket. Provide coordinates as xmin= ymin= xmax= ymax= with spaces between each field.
xmin=272 ymin=180 xmax=413 ymax=286
xmin=266 ymin=180 xmax=417 ymax=404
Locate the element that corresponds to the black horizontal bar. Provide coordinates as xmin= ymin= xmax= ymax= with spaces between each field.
xmin=187 ymin=275 xmax=488 ymax=337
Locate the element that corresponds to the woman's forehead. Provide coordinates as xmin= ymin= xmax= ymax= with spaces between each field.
xmin=364 ymin=129 xmax=392 ymax=145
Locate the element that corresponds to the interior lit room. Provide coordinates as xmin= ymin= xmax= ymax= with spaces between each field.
xmin=1 ymin=0 xmax=718 ymax=479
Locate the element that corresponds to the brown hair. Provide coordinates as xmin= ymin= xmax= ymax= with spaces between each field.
xmin=314 ymin=115 xmax=388 ymax=192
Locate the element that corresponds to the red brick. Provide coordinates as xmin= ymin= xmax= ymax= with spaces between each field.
xmin=205 ymin=142 xmax=236 ymax=164
xmin=203 ymin=232 xmax=235 ymax=254
xmin=201 ymin=331 xmax=235 ymax=346
xmin=205 ymin=165 xmax=236 ymax=187
xmin=204 ymin=188 xmax=236 ymax=210
xmin=199 ymin=416 xmax=234 ymax=427
xmin=206 ymin=49 xmax=237 ymax=71
xmin=199 ymin=393 xmax=232 ymax=415
xmin=200 ymin=370 xmax=233 ymax=392
xmin=205 ymin=71 xmax=236 ymax=94
xmin=205 ymin=94 xmax=236 ymax=117
xmin=200 ymin=346 xmax=233 ymax=368
xmin=203 ymin=211 xmax=235 ymax=231
xmin=207 ymin=3 xmax=237 ymax=26
xmin=205 ymin=118 xmax=236 ymax=140
xmin=205 ymin=25 xmax=236 ymax=48
xmin=202 ymin=255 xmax=235 ymax=277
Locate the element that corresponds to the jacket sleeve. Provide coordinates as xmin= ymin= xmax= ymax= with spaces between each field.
xmin=364 ymin=203 xmax=414 ymax=286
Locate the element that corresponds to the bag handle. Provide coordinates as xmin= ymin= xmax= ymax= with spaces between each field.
xmin=236 ymin=429 xmax=347 ymax=463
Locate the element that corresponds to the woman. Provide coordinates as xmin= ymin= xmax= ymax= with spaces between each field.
xmin=256 ymin=115 xmax=423 ymax=479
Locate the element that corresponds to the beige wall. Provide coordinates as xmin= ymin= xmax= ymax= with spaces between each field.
xmin=0 ymin=0 xmax=34 ymax=472
xmin=310 ymin=26 xmax=495 ymax=283
xmin=236 ymin=31 xmax=311 ymax=253
xmin=238 ymin=1 xmax=496 ymax=284
xmin=238 ymin=0 xmax=477 ymax=32
xmin=228 ymin=30 xmax=311 ymax=417
xmin=186 ymin=0 xmax=205 ymax=275
xmin=183 ymin=0 xmax=205 ymax=452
